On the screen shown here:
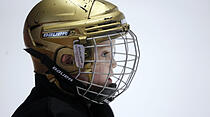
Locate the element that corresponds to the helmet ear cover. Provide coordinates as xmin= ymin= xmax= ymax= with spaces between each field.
xmin=53 ymin=44 xmax=94 ymax=82
xmin=54 ymin=47 xmax=78 ymax=74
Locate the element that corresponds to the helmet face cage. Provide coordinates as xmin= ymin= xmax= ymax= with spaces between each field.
xmin=74 ymin=30 xmax=140 ymax=104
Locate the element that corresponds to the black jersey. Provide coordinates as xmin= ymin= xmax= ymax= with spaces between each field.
xmin=12 ymin=74 xmax=114 ymax=117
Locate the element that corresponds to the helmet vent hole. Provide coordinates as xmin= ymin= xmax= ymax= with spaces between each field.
xmin=86 ymin=29 xmax=99 ymax=33
xmin=85 ymin=20 xmax=122 ymax=36
xmin=101 ymin=25 xmax=119 ymax=30
xmin=98 ymin=20 xmax=117 ymax=26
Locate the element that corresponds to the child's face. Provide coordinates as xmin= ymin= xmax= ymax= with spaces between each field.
xmin=92 ymin=40 xmax=117 ymax=86
xmin=78 ymin=40 xmax=117 ymax=86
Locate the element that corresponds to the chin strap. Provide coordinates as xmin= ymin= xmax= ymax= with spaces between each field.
xmin=24 ymin=48 xmax=85 ymax=94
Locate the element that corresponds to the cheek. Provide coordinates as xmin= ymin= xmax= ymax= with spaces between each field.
xmin=93 ymin=63 xmax=110 ymax=82
xmin=95 ymin=62 xmax=110 ymax=73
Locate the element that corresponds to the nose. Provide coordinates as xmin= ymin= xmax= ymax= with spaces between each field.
xmin=112 ymin=58 xmax=117 ymax=68
xmin=110 ymin=59 xmax=117 ymax=77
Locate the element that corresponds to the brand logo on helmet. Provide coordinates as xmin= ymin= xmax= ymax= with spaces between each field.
xmin=52 ymin=66 xmax=73 ymax=82
xmin=42 ymin=31 xmax=70 ymax=38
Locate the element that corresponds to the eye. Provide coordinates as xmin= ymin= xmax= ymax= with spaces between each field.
xmin=101 ymin=51 xmax=110 ymax=57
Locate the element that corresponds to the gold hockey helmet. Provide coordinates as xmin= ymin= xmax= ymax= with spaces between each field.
xmin=24 ymin=0 xmax=140 ymax=104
